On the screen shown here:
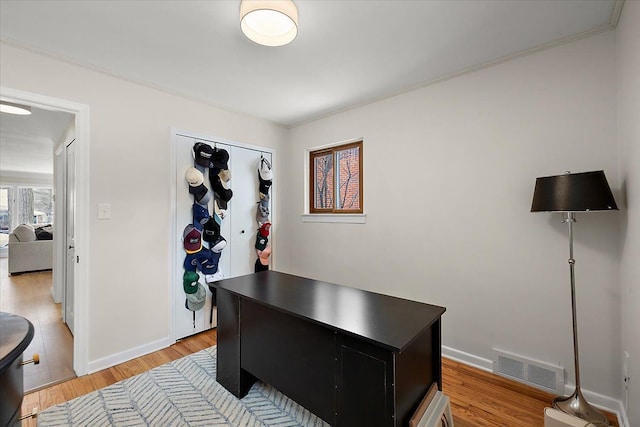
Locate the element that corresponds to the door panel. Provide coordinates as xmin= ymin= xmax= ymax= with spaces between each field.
xmin=174 ymin=136 xmax=230 ymax=338
xmin=229 ymin=147 xmax=271 ymax=277
xmin=65 ymin=140 xmax=76 ymax=335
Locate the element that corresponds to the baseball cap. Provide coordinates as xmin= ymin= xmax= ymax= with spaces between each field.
xmin=214 ymin=192 xmax=228 ymax=213
xmin=254 ymin=258 xmax=269 ymax=273
xmin=211 ymin=175 xmax=234 ymax=202
xmin=210 ymin=172 xmax=233 ymax=202
xmin=258 ymin=222 xmax=271 ymax=237
xmin=259 ymin=175 xmax=272 ymax=195
xmin=258 ymin=158 xmax=273 ymax=181
xmin=199 ymin=250 xmax=222 ymax=275
xmin=220 ymin=175 xmax=231 ymax=190
xmin=219 ymin=169 xmax=231 ymax=184
xmin=183 ymin=224 xmax=203 ymax=254
xmin=192 ymin=203 xmax=209 ymax=226
xmin=193 ymin=142 xmax=214 ymax=169
xmin=259 ymin=194 xmax=269 ymax=211
xmin=255 ymin=234 xmax=268 ymax=251
xmin=258 ymin=245 xmax=272 ymax=265
xmin=185 ymin=167 xmax=204 ymax=186
xmin=189 ymin=183 xmax=211 ymax=206
xmin=185 ymin=283 xmax=206 ymax=311
xmin=183 ymin=271 xmax=200 ymax=294
xmin=205 ymin=269 xmax=225 ymax=284
xmin=256 ymin=202 xmax=269 ymax=224
xmin=210 ymin=235 xmax=227 ymax=253
xmin=212 ymin=148 xmax=229 ymax=169
xmin=202 ymin=216 xmax=221 ymax=243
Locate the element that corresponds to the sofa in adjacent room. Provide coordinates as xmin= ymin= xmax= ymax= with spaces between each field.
xmin=8 ymin=224 xmax=54 ymax=275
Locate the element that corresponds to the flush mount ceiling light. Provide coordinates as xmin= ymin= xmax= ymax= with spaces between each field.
xmin=240 ymin=0 xmax=298 ymax=47
xmin=0 ymin=101 xmax=32 ymax=115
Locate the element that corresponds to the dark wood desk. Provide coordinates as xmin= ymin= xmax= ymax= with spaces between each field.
xmin=215 ymin=271 xmax=446 ymax=427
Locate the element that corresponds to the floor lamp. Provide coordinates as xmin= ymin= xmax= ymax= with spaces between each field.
xmin=531 ymin=170 xmax=617 ymax=426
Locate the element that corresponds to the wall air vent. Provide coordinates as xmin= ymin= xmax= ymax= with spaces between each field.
xmin=493 ymin=348 xmax=564 ymax=393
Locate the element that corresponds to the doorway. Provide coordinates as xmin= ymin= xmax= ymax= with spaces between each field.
xmin=0 ymin=104 xmax=76 ymax=391
xmin=0 ymin=87 xmax=90 ymax=379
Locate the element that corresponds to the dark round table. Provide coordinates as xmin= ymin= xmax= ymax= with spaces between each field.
xmin=0 ymin=312 xmax=35 ymax=427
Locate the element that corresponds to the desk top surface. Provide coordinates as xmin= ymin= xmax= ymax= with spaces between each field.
xmin=216 ymin=271 xmax=446 ymax=352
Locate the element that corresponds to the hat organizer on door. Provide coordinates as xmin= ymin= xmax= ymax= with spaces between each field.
xmin=255 ymin=156 xmax=273 ymax=272
xmin=181 ymin=141 xmax=233 ymax=319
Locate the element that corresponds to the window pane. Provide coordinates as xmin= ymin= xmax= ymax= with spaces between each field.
xmin=314 ymin=153 xmax=334 ymax=210
xmin=17 ymin=188 xmax=33 ymax=225
xmin=336 ymin=146 xmax=360 ymax=210
xmin=33 ymin=188 xmax=54 ymax=224
xmin=17 ymin=187 xmax=54 ymax=225
xmin=0 ymin=187 xmax=12 ymax=233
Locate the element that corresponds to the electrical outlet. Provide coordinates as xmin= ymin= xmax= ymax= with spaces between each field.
xmin=623 ymin=351 xmax=630 ymax=380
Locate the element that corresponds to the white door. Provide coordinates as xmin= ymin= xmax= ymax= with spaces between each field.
xmin=174 ymin=136 xmax=232 ymax=338
xmin=65 ymin=140 xmax=76 ymax=335
xmin=172 ymin=133 xmax=274 ymax=340
xmin=229 ymin=147 xmax=272 ymax=277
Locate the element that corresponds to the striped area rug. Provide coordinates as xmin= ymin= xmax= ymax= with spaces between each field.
xmin=38 ymin=347 xmax=329 ymax=427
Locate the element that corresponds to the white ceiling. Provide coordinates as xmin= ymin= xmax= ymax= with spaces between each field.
xmin=0 ymin=107 xmax=73 ymax=176
xmin=0 ymin=0 xmax=621 ymax=127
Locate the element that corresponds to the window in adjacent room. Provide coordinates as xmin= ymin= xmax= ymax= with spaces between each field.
xmin=0 ymin=187 xmax=11 ymax=234
xmin=0 ymin=186 xmax=54 ymax=233
xmin=309 ymin=140 xmax=363 ymax=214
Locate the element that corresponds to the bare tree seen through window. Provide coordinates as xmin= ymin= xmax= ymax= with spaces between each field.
xmin=310 ymin=141 xmax=362 ymax=213
xmin=17 ymin=187 xmax=54 ymax=225
xmin=337 ymin=146 xmax=360 ymax=210
xmin=314 ymin=153 xmax=334 ymax=210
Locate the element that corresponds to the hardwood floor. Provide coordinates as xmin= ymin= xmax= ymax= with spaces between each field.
xmin=442 ymin=358 xmax=619 ymax=427
xmin=19 ymin=325 xmax=619 ymax=427
xmin=0 ymin=258 xmax=75 ymax=392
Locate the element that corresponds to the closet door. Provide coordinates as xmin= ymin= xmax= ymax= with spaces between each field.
xmin=172 ymin=132 xmax=274 ymax=340
xmin=174 ymin=135 xmax=231 ymax=339
xmin=229 ymin=147 xmax=272 ymax=277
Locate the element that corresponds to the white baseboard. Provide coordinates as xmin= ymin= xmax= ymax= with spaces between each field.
xmin=87 ymin=336 xmax=174 ymax=374
xmin=50 ymin=286 xmax=61 ymax=304
xmin=442 ymin=345 xmax=493 ymax=372
xmin=614 ymin=398 xmax=630 ymax=427
xmin=559 ymin=384 xmax=628 ymax=427
xmin=442 ymin=345 xmax=628 ymax=427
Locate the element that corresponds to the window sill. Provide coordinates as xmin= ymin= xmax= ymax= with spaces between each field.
xmin=301 ymin=213 xmax=366 ymax=224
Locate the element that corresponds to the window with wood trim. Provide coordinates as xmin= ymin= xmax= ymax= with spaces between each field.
xmin=310 ymin=141 xmax=363 ymax=214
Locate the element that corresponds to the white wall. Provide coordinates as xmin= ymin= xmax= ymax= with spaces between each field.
xmin=616 ymin=1 xmax=640 ymax=425
xmin=284 ymin=31 xmax=622 ymax=400
xmin=0 ymin=42 xmax=287 ymax=363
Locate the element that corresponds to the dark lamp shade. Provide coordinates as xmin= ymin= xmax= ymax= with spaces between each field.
xmin=531 ymin=170 xmax=618 ymax=212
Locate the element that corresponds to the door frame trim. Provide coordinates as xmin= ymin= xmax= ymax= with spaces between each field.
xmin=1 ymin=86 xmax=90 ymax=376
xmin=169 ymin=128 xmax=276 ymax=343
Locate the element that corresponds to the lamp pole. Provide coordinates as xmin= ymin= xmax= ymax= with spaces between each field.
xmin=552 ymin=212 xmax=609 ymax=426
